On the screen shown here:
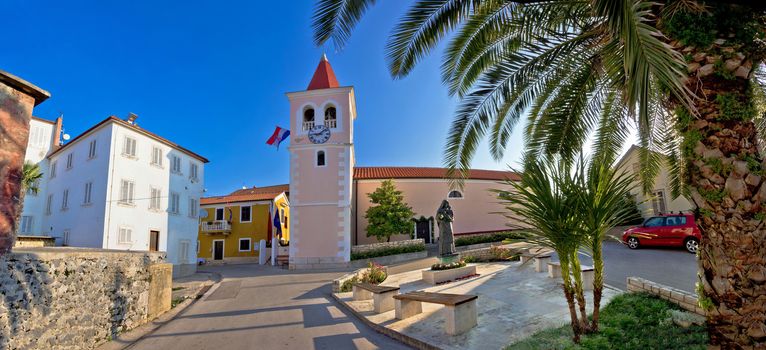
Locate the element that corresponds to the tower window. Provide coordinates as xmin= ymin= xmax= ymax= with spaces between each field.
xmin=448 ymin=190 xmax=463 ymax=199
xmin=303 ymin=108 xmax=315 ymax=131
xmin=316 ymin=150 xmax=326 ymax=167
xmin=324 ymin=106 xmax=337 ymax=128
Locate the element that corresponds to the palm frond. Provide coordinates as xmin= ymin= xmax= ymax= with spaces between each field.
xmin=312 ymin=0 xmax=378 ymax=50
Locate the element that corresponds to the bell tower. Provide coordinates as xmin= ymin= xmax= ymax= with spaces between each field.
xmin=287 ymin=55 xmax=356 ymax=269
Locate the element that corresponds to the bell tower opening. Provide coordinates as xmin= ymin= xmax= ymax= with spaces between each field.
xmin=302 ymin=107 xmax=315 ymax=131
xmin=324 ymin=106 xmax=337 ymax=128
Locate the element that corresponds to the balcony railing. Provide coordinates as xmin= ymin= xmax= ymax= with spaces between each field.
xmin=302 ymin=121 xmax=315 ymax=131
xmin=324 ymin=119 xmax=337 ymax=128
xmin=201 ymin=220 xmax=231 ymax=233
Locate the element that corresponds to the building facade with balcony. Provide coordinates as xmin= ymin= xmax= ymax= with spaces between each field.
xmin=39 ymin=114 xmax=207 ymax=277
xmin=198 ymin=184 xmax=289 ymax=263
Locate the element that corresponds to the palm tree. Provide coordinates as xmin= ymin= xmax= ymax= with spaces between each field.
xmin=312 ymin=1 xmax=766 ymax=346
xmin=497 ymin=159 xmax=589 ymax=342
xmin=573 ymin=155 xmax=638 ymax=332
xmin=15 ymin=162 xmax=43 ymax=233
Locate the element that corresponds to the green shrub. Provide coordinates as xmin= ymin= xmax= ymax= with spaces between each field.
xmin=340 ymin=276 xmax=358 ymax=292
xmin=506 ymin=293 xmax=708 ymax=349
xmin=339 ymin=262 xmax=387 ymax=292
xmin=455 ymin=231 xmax=523 ymax=247
xmin=350 ymin=243 xmax=425 ymax=260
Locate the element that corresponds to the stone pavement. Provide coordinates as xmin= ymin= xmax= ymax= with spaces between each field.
xmin=338 ymin=261 xmax=621 ymax=350
xmin=125 ymin=263 xmax=411 ymax=350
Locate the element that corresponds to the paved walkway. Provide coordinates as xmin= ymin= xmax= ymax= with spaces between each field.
xmin=127 ymin=264 xmax=410 ymax=350
xmin=340 ymin=261 xmax=620 ymax=349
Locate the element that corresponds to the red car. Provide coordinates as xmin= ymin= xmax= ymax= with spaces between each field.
xmin=622 ymin=213 xmax=701 ymax=254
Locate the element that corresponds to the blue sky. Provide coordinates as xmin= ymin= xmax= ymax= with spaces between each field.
xmin=5 ymin=1 xmax=533 ymax=195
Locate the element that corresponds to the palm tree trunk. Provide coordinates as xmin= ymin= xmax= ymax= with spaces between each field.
xmin=590 ymin=241 xmax=604 ymax=333
xmin=13 ymin=191 xmax=26 ymax=235
xmin=680 ymin=45 xmax=766 ymax=346
xmin=568 ymin=252 xmax=590 ymax=332
xmin=559 ymin=255 xmax=582 ymax=343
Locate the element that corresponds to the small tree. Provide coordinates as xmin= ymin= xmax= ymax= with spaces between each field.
xmin=15 ymin=162 xmax=43 ymax=233
xmin=365 ymin=180 xmax=414 ymax=242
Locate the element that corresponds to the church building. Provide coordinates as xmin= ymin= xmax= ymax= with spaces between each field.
xmin=284 ymin=55 xmax=517 ymax=269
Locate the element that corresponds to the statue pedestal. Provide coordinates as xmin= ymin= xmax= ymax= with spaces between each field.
xmin=422 ymin=265 xmax=476 ymax=285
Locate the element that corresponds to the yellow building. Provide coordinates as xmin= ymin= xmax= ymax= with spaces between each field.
xmin=198 ymin=184 xmax=289 ymax=263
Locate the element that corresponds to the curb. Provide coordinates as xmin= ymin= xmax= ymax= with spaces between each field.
xmin=330 ymin=292 xmax=441 ymax=350
xmin=96 ymin=272 xmax=223 ymax=350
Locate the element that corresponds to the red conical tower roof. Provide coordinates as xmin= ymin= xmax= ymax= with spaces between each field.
xmin=307 ymin=54 xmax=340 ymax=90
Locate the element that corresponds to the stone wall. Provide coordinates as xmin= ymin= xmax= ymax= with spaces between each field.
xmin=0 ymin=248 xmax=172 ymax=350
xmin=351 ymin=239 xmax=425 ymax=254
xmin=0 ymin=72 xmax=48 ymax=254
xmin=627 ymin=277 xmax=706 ymax=316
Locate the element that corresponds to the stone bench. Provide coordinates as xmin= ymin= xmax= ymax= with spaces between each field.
xmin=547 ymin=262 xmax=595 ymax=290
xmin=393 ymin=291 xmax=478 ymax=335
xmin=521 ymin=252 xmax=552 ymax=273
xmin=352 ymin=283 xmax=400 ymax=313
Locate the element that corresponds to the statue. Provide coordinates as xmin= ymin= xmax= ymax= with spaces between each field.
xmin=437 ymin=200 xmax=459 ymax=263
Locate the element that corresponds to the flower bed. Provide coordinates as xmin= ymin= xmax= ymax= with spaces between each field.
xmin=431 ymin=259 xmax=467 ymax=270
xmin=339 ymin=262 xmax=387 ymax=292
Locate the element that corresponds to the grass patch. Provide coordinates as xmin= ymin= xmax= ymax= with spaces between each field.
xmin=455 ymin=231 xmax=523 ymax=247
xmin=506 ymin=293 xmax=708 ymax=350
xmin=172 ymin=287 xmax=185 ymax=291
xmin=350 ymin=243 xmax=425 ymax=260
xmin=171 ymin=297 xmax=187 ymax=308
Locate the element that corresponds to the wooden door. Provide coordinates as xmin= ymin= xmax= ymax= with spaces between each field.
xmin=149 ymin=230 xmax=160 ymax=252
xmin=416 ymin=220 xmax=430 ymax=244
xmin=213 ymin=240 xmax=224 ymax=260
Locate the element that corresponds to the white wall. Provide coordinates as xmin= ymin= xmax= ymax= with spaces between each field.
xmin=43 ymin=125 xmax=112 ymax=247
xmin=617 ymin=147 xmax=693 ymax=217
xmin=20 ymin=118 xmax=56 ymax=236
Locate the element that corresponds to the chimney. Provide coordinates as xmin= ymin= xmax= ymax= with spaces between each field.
xmin=126 ymin=112 xmax=138 ymax=125
xmin=53 ymin=115 xmax=63 ymax=147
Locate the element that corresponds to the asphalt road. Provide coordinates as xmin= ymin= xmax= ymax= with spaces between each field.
xmin=127 ymin=264 xmax=411 ymax=350
xmin=582 ymin=240 xmax=699 ymax=293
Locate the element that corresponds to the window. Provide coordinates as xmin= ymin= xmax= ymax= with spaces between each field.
xmin=448 ymin=190 xmax=463 ymax=199
xmin=50 ymin=161 xmax=57 ymax=178
xmin=303 ymin=107 xmax=315 ymax=131
xmin=665 ymin=216 xmax=687 ymax=226
xmin=83 ymin=182 xmax=93 ymax=205
xmin=189 ymin=163 xmax=199 ymax=182
xmin=151 ymin=146 xmax=163 ymax=166
xmin=61 ymin=189 xmax=69 ymax=210
xmin=20 ymin=216 xmax=33 ymax=234
xmin=316 ymin=150 xmax=326 ymax=167
xmin=123 ymin=136 xmax=137 ymax=157
xmin=169 ymin=192 xmax=180 ymax=214
xmin=29 ymin=126 xmax=46 ymax=147
xmin=45 ymin=194 xmax=53 ymax=215
xmin=179 ymin=240 xmax=190 ymax=263
xmin=651 ymin=190 xmax=666 ymax=215
xmin=150 ymin=187 xmax=161 ymax=210
xmin=66 ymin=153 xmax=74 ymax=170
xmin=215 ymin=208 xmax=224 ymax=221
xmin=324 ymin=106 xmax=337 ymax=128
xmin=62 ymin=230 xmax=70 ymax=246
xmin=88 ymin=140 xmax=97 ymax=159
xmin=171 ymin=155 xmax=182 ymax=174
xmin=644 ymin=217 xmax=665 ymax=227
xmin=239 ymin=238 xmax=251 ymax=252
xmin=119 ymin=180 xmax=135 ymax=205
xmin=27 ymin=179 xmax=40 ymax=196
xmin=240 ymin=206 xmax=251 ymax=222
xmin=118 ymin=227 xmax=132 ymax=243
xmin=188 ymin=198 xmax=198 ymax=218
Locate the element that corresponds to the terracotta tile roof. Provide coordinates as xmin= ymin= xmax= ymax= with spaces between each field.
xmin=47 ymin=116 xmax=208 ymax=163
xmin=353 ymin=167 xmax=520 ymax=181
xmin=307 ymin=54 xmax=340 ymax=90
xmin=201 ymin=184 xmax=289 ymax=205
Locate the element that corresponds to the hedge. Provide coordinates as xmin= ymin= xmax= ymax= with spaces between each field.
xmin=455 ymin=231 xmax=523 ymax=247
xmin=350 ymin=243 xmax=426 ymax=260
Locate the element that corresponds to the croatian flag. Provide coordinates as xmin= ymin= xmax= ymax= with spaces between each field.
xmin=266 ymin=126 xmax=290 ymax=149
xmin=273 ymin=211 xmax=282 ymax=237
